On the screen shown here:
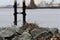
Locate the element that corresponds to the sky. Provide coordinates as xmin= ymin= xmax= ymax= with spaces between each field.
xmin=0 ymin=0 xmax=60 ymax=6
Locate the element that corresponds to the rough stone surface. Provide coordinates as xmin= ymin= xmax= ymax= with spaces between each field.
xmin=0 ymin=23 xmax=60 ymax=40
xmin=0 ymin=28 xmax=14 ymax=37
xmin=20 ymin=31 xmax=32 ymax=40
xmin=30 ymin=28 xmax=50 ymax=39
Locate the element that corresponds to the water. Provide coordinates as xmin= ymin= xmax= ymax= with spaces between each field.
xmin=0 ymin=8 xmax=60 ymax=29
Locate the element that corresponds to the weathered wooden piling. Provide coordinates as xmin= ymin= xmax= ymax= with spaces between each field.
xmin=14 ymin=0 xmax=17 ymax=25
xmin=22 ymin=0 xmax=26 ymax=25
xmin=14 ymin=0 xmax=26 ymax=25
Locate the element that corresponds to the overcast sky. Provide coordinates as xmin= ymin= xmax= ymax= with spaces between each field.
xmin=0 ymin=0 xmax=60 ymax=6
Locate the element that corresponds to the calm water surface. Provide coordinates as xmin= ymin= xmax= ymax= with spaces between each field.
xmin=0 ymin=8 xmax=60 ymax=29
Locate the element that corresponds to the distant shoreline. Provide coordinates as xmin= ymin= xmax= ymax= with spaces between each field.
xmin=0 ymin=7 xmax=21 ymax=8
xmin=37 ymin=7 xmax=60 ymax=9
xmin=26 ymin=7 xmax=60 ymax=9
xmin=0 ymin=7 xmax=60 ymax=9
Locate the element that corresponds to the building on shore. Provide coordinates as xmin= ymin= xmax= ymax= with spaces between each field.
xmin=26 ymin=0 xmax=37 ymax=8
xmin=38 ymin=1 xmax=49 ymax=7
xmin=37 ymin=0 xmax=60 ymax=8
xmin=49 ymin=0 xmax=60 ymax=7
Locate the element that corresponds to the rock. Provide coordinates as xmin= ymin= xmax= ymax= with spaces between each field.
xmin=0 ymin=28 xmax=14 ymax=37
xmin=30 ymin=28 xmax=50 ymax=39
xmin=50 ymin=28 xmax=59 ymax=34
xmin=0 ymin=25 xmax=20 ymax=37
xmin=18 ymin=23 xmax=39 ymax=34
xmin=16 ymin=35 xmax=22 ymax=40
xmin=0 ymin=37 xmax=4 ymax=40
xmin=12 ymin=36 xmax=18 ymax=40
xmin=18 ymin=27 xmax=25 ymax=34
xmin=20 ymin=30 xmax=32 ymax=40
xmin=11 ymin=25 xmax=20 ymax=32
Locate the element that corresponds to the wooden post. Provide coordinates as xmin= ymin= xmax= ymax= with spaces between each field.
xmin=14 ymin=0 xmax=17 ymax=25
xmin=22 ymin=0 xmax=26 ymax=25
xmin=13 ymin=0 xmax=26 ymax=25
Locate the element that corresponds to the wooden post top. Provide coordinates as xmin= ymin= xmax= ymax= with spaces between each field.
xmin=14 ymin=0 xmax=17 ymax=2
xmin=23 ymin=0 xmax=25 ymax=2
